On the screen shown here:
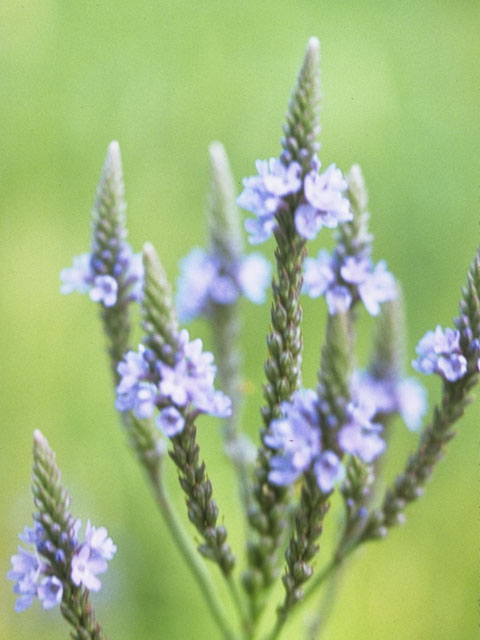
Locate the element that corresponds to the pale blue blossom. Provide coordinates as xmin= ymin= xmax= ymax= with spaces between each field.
xmin=7 ymin=548 xmax=41 ymax=612
xmin=61 ymin=243 xmax=143 ymax=307
xmin=238 ymin=155 xmax=351 ymax=244
xmin=351 ymin=371 xmax=427 ymax=431
xmin=89 ymin=275 xmax=118 ymax=307
xmin=176 ymin=248 xmax=271 ymax=322
xmin=60 ymin=254 xmax=92 ymax=295
xmin=314 ymin=451 xmax=345 ymax=493
xmin=266 ymin=389 xmax=344 ymax=492
xmin=70 ymin=521 xmax=116 ymax=592
xmin=338 ymin=400 xmax=385 ymax=463
xmin=294 ymin=164 xmax=352 ymax=239
xmin=303 ymin=250 xmax=396 ymax=316
xmin=116 ymin=329 xmax=232 ymax=435
xmin=37 ymin=576 xmax=63 ymax=610
xmin=412 ymin=326 xmax=467 ymax=382
xmin=157 ymin=406 xmax=185 ymax=437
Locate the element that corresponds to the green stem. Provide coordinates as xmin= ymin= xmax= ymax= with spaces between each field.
xmin=148 ymin=463 xmax=239 ymax=640
xmin=263 ymin=542 xmax=358 ymax=640
xmin=227 ymin=575 xmax=251 ymax=637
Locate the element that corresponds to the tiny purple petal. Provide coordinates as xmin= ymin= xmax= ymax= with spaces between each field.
xmin=238 ymin=253 xmax=271 ymax=304
xmin=314 ymin=451 xmax=345 ymax=493
xmin=294 ymin=204 xmax=321 ymax=239
xmin=37 ymin=576 xmax=63 ymax=610
xmin=156 ymin=406 xmax=185 ymax=437
xmin=303 ymin=251 xmax=335 ymax=298
xmin=325 ymin=285 xmax=352 ymax=314
xmin=89 ymin=275 xmax=118 ymax=307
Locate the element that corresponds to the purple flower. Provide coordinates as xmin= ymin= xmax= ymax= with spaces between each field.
xmin=60 ymin=254 xmax=92 ymax=294
xmin=8 ymin=548 xmax=41 ymax=612
xmin=84 ymin=521 xmax=117 ymax=561
xmin=303 ymin=250 xmax=335 ymax=297
xmin=238 ymin=158 xmax=302 ymax=244
xmin=37 ymin=576 xmax=63 ymax=610
xmin=265 ymin=389 xmax=321 ymax=485
xmin=115 ymin=329 xmax=232 ymax=429
xmin=132 ymin=382 xmax=158 ymax=419
xmin=338 ymin=401 xmax=386 ymax=463
xmin=326 ymin=285 xmax=353 ymax=314
xmin=237 ymin=253 xmax=271 ymax=303
xmin=71 ymin=544 xmax=106 ymax=592
xmin=89 ymin=275 xmax=118 ymax=307
xmin=266 ymin=389 xmax=345 ymax=492
xmin=295 ymin=163 xmax=352 ymax=240
xmin=238 ymin=155 xmax=351 ymax=244
xmin=396 ymin=378 xmax=427 ymax=431
xmin=70 ymin=520 xmax=116 ymax=592
xmin=351 ymin=371 xmax=427 ymax=431
xmin=412 ymin=326 xmax=467 ymax=382
xmin=18 ymin=522 xmax=44 ymax=547
xmin=314 ymin=451 xmax=345 ymax=493
xmin=357 ymin=261 xmax=397 ymax=316
xmin=176 ymin=248 xmax=271 ymax=322
xmin=157 ymin=406 xmax=185 ymax=437
xmin=303 ymin=250 xmax=396 ymax=316
xmin=115 ymin=346 xmax=153 ymax=414
xmin=244 ymin=215 xmax=277 ymax=245
xmin=176 ymin=249 xmax=219 ymax=321
xmin=60 ymin=243 xmax=143 ymax=308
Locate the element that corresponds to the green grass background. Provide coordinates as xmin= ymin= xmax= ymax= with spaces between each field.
xmin=1 ymin=1 xmax=479 ymax=639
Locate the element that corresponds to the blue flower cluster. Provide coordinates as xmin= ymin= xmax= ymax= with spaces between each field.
xmin=176 ymin=247 xmax=271 ymax=322
xmin=351 ymin=370 xmax=426 ymax=431
xmin=412 ymin=326 xmax=468 ymax=382
xmin=265 ymin=389 xmax=388 ymax=493
xmin=116 ymin=329 xmax=232 ymax=437
xmin=60 ymin=245 xmax=143 ymax=307
xmin=303 ymin=250 xmax=396 ymax=316
xmin=237 ymin=156 xmax=351 ymax=244
xmin=8 ymin=520 xmax=116 ymax=612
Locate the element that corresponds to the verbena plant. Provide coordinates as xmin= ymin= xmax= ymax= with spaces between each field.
xmin=8 ymin=38 xmax=479 ymax=640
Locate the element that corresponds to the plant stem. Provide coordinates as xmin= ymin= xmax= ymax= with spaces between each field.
xmin=148 ymin=462 xmax=239 ymax=640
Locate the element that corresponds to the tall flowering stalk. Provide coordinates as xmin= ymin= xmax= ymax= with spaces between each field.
xmin=240 ymin=37 xmax=324 ymax=613
xmin=295 ymin=246 xmax=480 ymax=623
xmin=361 ymin=248 xmax=480 ymax=541
xmin=176 ymin=142 xmax=269 ymax=507
xmin=273 ymin=312 xmax=353 ymax=632
xmin=8 ymin=431 xmax=114 ymax=639
xmin=60 ymin=142 xmax=160 ymax=473
xmin=139 ymin=243 xmax=236 ymax=574
xmin=61 ymin=144 xmax=238 ymax=637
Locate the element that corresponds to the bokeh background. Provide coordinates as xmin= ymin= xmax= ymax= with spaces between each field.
xmin=1 ymin=1 xmax=479 ymax=639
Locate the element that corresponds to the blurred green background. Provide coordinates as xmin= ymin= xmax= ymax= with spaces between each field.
xmin=1 ymin=1 xmax=479 ymax=638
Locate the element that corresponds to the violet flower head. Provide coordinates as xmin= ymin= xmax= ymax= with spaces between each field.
xmin=37 ymin=576 xmax=63 ymax=610
xmin=412 ymin=325 xmax=468 ymax=382
xmin=60 ymin=253 xmax=92 ymax=295
xmin=60 ymin=245 xmax=143 ymax=308
xmin=7 ymin=547 xmax=42 ymax=612
xmin=303 ymin=250 xmax=396 ymax=316
xmin=338 ymin=400 xmax=386 ymax=463
xmin=116 ymin=329 xmax=232 ymax=436
xmin=70 ymin=520 xmax=116 ymax=592
xmin=266 ymin=389 xmax=344 ymax=492
xmin=351 ymin=370 xmax=427 ymax=431
xmin=176 ymin=247 xmax=271 ymax=322
xmin=237 ymin=158 xmax=302 ymax=243
xmin=238 ymin=155 xmax=351 ymax=244
xmin=294 ymin=162 xmax=352 ymax=240
xmin=60 ymin=142 xmax=143 ymax=308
